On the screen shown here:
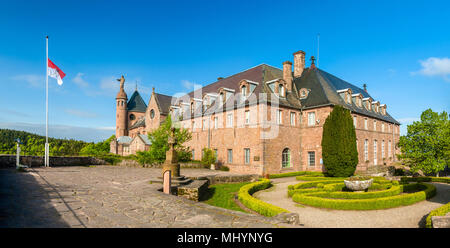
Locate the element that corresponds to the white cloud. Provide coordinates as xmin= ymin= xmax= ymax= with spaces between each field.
xmin=72 ymin=72 xmax=89 ymax=88
xmin=64 ymin=109 xmax=99 ymax=118
xmin=10 ymin=74 xmax=44 ymax=87
xmin=414 ymin=57 xmax=450 ymax=81
xmin=398 ymin=117 xmax=420 ymax=124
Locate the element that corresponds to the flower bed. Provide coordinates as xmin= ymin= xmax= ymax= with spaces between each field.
xmin=238 ymin=179 xmax=289 ymax=217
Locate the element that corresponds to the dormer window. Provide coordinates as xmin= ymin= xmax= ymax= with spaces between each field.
xmin=278 ymin=84 xmax=285 ymax=97
xmin=337 ymin=88 xmax=352 ymax=104
xmin=241 ymin=85 xmax=247 ymax=97
xmin=299 ymin=88 xmax=310 ymax=99
xmin=346 ymin=93 xmax=351 ymax=104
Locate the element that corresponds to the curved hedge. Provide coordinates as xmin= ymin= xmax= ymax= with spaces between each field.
xmin=426 ymin=202 xmax=450 ymax=228
xmin=238 ymin=179 xmax=289 ymax=217
xmin=292 ymin=183 xmax=436 ymax=210
xmin=401 ymin=176 xmax=450 ymax=184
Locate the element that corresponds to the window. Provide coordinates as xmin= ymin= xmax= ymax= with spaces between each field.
xmin=388 ymin=140 xmax=392 ymax=158
xmin=347 ymin=93 xmax=351 ymax=104
xmin=308 ymin=112 xmax=316 ymax=126
xmin=244 ymin=148 xmax=250 ymax=164
xmin=277 ymin=110 xmax=282 ymax=124
xmin=203 ymin=119 xmax=207 ymax=130
xmin=279 ymin=84 xmax=285 ymax=97
xmin=241 ymin=86 xmax=247 ymax=97
xmin=227 ymin=113 xmax=233 ymax=127
xmin=373 ymin=120 xmax=377 ymax=131
xmin=282 ymin=148 xmax=291 ymax=168
xmin=382 ymin=123 xmax=385 ymax=133
xmin=130 ymin=114 xmax=136 ymax=120
xmin=214 ymin=117 xmax=218 ymax=129
xmin=382 ymin=140 xmax=385 ymax=159
xmin=353 ymin=116 xmax=357 ymax=128
xmin=308 ymin=151 xmax=315 ymax=166
xmin=374 ymin=140 xmax=378 ymax=164
xmin=150 ymin=109 xmax=155 ymax=119
xmin=245 ymin=110 xmax=250 ymax=124
xmin=192 ymin=149 xmax=195 ymax=160
xmin=388 ymin=124 xmax=391 ymax=133
xmin=364 ymin=118 xmax=368 ymax=130
xmin=227 ymin=149 xmax=233 ymax=163
xmin=290 ymin=112 xmax=296 ymax=126
xmin=192 ymin=121 xmax=195 ymax=131
xmin=364 ymin=139 xmax=368 ymax=161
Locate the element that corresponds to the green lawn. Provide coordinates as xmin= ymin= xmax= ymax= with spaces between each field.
xmin=202 ymin=182 xmax=250 ymax=212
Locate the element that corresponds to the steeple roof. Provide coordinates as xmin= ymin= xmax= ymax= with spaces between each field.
xmin=127 ymin=90 xmax=147 ymax=113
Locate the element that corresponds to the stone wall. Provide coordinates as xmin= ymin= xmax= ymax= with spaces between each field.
xmin=190 ymin=174 xmax=259 ymax=185
xmin=0 ymin=155 xmax=107 ymax=168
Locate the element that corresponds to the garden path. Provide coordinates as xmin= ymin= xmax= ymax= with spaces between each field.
xmin=253 ymin=177 xmax=450 ymax=228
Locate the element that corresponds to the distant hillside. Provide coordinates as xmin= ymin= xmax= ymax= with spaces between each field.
xmin=0 ymin=129 xmax=92 ymax=156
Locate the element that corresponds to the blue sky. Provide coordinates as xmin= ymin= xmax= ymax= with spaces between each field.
xmin=0 ymin=0 xmax=449 ymax=142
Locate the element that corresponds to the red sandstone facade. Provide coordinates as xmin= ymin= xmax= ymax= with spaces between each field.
xmin=112 ymin=50 xmax=400 ymax=175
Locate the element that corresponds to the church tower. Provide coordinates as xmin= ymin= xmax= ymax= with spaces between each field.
xmin=116 ymin=75 xmax=128 ymax=137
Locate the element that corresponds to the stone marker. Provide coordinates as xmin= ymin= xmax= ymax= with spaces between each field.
xmin=162 ymin=127 xmax=180 ymax=178
xmin=163 ymin=170 xmax=171 ymax=194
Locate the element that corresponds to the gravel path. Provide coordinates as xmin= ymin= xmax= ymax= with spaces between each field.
xmin=254 ymin=177 xmax=450 ymax=228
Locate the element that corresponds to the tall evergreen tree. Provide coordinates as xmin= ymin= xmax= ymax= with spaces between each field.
xmin=321 ymin=105 xmax=358 ymax=177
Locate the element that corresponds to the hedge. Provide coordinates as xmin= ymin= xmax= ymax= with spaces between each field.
xmin=269 ymin=171 xmax=325 ymax=179
xmin=311 ymin=185 xmax=402 ymax=199
xmin=296 ymin=176 xmax=346 ymax=181
xmin=426 ymin=202 xmax=450 ymax=228
xmin=292 ymin=183 xmax=436 ymax=210
xmin=288 ymin=180 xmax=344 ymax=197
xmin=400 ymin=176 xmax=450 ymax=184
xmin=238 ymin=179 xmax=289 ymax=217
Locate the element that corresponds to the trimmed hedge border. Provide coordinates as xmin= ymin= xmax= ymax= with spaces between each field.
xmin=292 ymin=183 xmax=436 ymax=210
xmin=238 ymin=179 xmax=289 ymax=217
xmin=401 ymin=176 xmax=450 ymax=184
xmin=269 ymin=171 xmax=325 ymax=179
xmin=426 ymin=202 xmax=450 ymax=228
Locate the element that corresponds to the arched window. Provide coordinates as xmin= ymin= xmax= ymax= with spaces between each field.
xmin=282 ymin=148 xmax=291 ymax=168
xmin=129 ymin=114 xmax=136 ymax=120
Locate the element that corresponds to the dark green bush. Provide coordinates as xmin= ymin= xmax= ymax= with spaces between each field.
xmin=219 ymin=166 xmax=230 ymax=171
xmin=321 ymin=105 xmax=358 ymax=177
xmin=201 ymin=148 xmax=216 ymax=166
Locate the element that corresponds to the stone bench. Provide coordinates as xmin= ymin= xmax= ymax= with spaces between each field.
xmin=177 ymin=180 xmax=209 ymax=202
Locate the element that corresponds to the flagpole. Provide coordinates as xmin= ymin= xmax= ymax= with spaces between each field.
xmin=45 ymin=36 xmax=49 ymax=167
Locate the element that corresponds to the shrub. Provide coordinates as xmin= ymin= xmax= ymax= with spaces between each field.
xmin=238 ymin=179 xmax=289 ymax=217
xmin=321 ymin=105 xmax=358 ymax=177
xmin=400 ymin=176 xmax=450 ymax=184
xmin=296 ymin=176 xmax=346 ymax=181
xmin=201 ymin=148 xmax=216 ymax=166
xmin=269 ymin=171 xmax=325 ymax=179
xmin=426 ymin=202 xmax=450 ymax=228
xmin=292 ymin=183 xmax=436 ymax=210
xmin=219 ymin=166 xmax=230 ymax=171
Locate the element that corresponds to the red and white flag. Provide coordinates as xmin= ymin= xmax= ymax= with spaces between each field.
xmin=47 ymin=58 xmax=65 ymax=85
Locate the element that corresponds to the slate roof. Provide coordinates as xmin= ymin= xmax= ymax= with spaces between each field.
xmin=152 ymin=93 xmax=174 ymax=115
xmin=294 ymin=67 xmax=400 ymax=124
xmin=129 ymin=117 xmax=145 ymax=129
xmin=165 ymin=63 xmax=398 ymax=125
xmin=137 ymin=134 xmax=151 ymax=145
xmin=127 ymin=90 xmax=147 ymax=113
xmin=117 ymin=136 xmax=132 ymax=144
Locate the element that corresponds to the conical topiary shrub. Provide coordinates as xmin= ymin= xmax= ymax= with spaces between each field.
xmin=321 ymin=105 xmax=358 ymax=177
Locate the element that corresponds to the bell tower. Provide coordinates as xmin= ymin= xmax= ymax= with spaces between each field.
xmin=116 ymin=75 xmax=128 ymax=137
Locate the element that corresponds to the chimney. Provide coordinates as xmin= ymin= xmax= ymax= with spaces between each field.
xmin=293 ymin=50 xmax=306 ymax=77
xmin=282 ymin=61 xmax=293 ymax=92
xmin=363 ymin=84 xmax=367 ymax=93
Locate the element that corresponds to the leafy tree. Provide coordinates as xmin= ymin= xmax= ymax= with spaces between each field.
xmin=321 ymin=105 xmax=358 ymax=177
xmin=80 ymin=135 xmax=116 ymax=156
xmin=201 ymin=148 xmax=217 ymax=166
xmin=136 ymin=115 xmax=192 ymax=165
xmin=398 ymin=109 xmax=450 ymax=176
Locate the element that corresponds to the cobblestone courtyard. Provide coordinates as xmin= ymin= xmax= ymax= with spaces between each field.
xmin=0 ymin=166 xmax=294 ymax=228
